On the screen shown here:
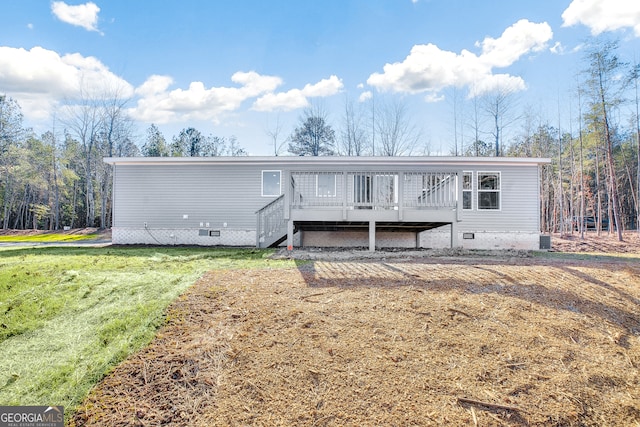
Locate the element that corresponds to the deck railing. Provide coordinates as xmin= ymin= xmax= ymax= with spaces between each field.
xmin=290 ymin=171 xmax=458 ymax=210
xmin=404 ymin=171 xmax=458 ymax=208
xmin=255 ymin=194 xmax=287 ymax=247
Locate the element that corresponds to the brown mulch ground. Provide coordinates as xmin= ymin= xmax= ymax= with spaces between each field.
xmin=551 ymin=231 xmax=640 ymax=254
xmin=69 ymin=233 xmax=640 ymax=427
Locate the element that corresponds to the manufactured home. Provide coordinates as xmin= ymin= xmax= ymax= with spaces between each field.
xmin=105 ymin=156 xmax=550 ymax=251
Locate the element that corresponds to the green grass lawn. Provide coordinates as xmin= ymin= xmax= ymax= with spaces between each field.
xmin=0 ymin=246 xmax=293 ymax=421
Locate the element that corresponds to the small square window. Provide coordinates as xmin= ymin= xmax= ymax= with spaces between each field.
xmin=262 ymin=170 xmax=281 ymax=197
xmin=316 ymin=174 xmax=337 ymax=197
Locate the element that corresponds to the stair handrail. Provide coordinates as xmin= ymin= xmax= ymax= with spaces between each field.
xmin=255 ymin=194 xmax=287 ymax=247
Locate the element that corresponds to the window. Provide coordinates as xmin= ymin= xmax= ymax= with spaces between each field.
xmin=262 ymin=170 xmax=281 ymax=197
xmin=477 ymin=172 xmax=500 ymax=210
xmin=316 ymin=174 xmax=337 ymax=197
xmin=462 ymin=172 xmax=473 ymax=210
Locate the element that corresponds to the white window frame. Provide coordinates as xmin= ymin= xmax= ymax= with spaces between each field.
xmin=261 ymin=170 xmax=281 ymax=197
xmin=462 ymin=171 xmax=473 ymax=210
xmin=477 ymin=171 xmax=500 ymax=210
xmin=316 ymin=174 xmax=337 ymax=197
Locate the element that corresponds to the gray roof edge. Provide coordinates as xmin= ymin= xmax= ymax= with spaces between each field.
xmin=104 ymin=155 xmax=551 ymax=166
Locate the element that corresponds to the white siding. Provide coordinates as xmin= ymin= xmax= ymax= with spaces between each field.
xmin=108 ymin=157 xmax=546 ymax=249
xmin=458 ymin=166 xmax=539 ymax=232
xmin=113 ymin=164 xmax=276 ymax=229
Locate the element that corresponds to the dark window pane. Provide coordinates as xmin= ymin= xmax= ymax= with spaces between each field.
xmin=479 ymin=191 xmax=499 ymax=209
xmin=463 ymin=191 xmax=472 ymax=209
xmin=463 ymin=172 xmax=472 ymax=190
xmin=478 ymin=173 xmax=499 ymax=190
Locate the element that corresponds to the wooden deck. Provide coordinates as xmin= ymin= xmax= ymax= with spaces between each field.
xmin=257 ymin=170 xmax=462 ymax=250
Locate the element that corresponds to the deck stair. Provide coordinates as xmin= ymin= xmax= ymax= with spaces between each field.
xmin=256 ymin=195 xmax=289 ymax=248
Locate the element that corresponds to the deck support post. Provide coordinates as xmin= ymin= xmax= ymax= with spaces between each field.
xmin=287 ymin=220 xmax=294 ymax=251
xmin=450 ymin=221 xmax=459 ymax=248
xmin=369 ymin=220 xmax=376 ymax=252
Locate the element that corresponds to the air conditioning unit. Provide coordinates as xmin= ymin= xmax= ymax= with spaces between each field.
xmin=539 ymin=235 xmax=551 ymax=250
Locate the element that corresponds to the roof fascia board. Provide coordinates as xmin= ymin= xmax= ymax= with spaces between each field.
xmin=104 ymin=156 xmax=551 ymax=167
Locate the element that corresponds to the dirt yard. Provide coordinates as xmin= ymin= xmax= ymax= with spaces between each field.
xmin=70 ymin=233 xmax=640 ymax=427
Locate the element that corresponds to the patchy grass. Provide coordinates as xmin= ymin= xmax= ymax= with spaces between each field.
xmin=0 ymin=233 xmax=100 ymax=242
xmin=0 ymin=246 xmax=293 ymax=420
xmin=533 ymin=250 xmax=640 ymax=263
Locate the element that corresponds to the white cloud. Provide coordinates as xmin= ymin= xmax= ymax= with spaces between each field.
xmin=135 ymin=75 xmax=174 ymax=97
xmin=0 ymin=46 xmax=75 ymax=95
xmin=251 ymin=90 xmax=309 ymax=112
xmin=468 ymin=75 xmax=526 ymax=98
xmin=51 ymin=1 xmax=101 ymax=33
xmin=367 ymin=19 xmax=552 ymax=98
xmin=251 ymin=75 xmax=343 ymax=112
xmin=562 ymin=0 xmax=640 ymax=36
xmin=301 ymin=75 xmax=343 ymax=97
xmin=131 ymin=71 xmax=286 ymax=123
xmin=424 ymin=92 xmax=445 ymax=103
xmin=571 ymin=43 xmax=586 ymax=53
xmin=231 ymin=71 xmax=282 ymax=96
xmin=358 ymin=91 xmax=372 ymax=102
xmin=0 ymin=43 xmax=342 ymax=127
xmin=550 ymin=41 xmax=565 ymax=54
xmin=478 ymin=19 xmax=552 ymax=68
xmin=0 ymin=46 xmax=133 ymax=121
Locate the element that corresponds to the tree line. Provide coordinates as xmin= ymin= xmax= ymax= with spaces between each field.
xmin=0 ymin=38 xmax=638 ymax=240
xmin=0 ymin=90 xmax=248 ymax=231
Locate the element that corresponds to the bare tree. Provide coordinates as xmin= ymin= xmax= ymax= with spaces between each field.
xmin=448 ymin=87 xmax=464 ymax=156
xmin=61 ymin=86 xmax=103 ymax=227
xmin=339 ymin=96 xmax=369 ymax=156
xmin=374 ymin=97 xmax=421 ymax=156
xmin=227 ymin=136 xmax=248 ymax=156
xmin=0 ymin=95 xmax=25 ymax=229
xmin=583 ymin=39 xmax=626 ymax=241
xmin=60 ymin=80 xmax=135 ymax=228
xmin=205 ymin=135 xmax=228 ymax=156
xmin=98 ymin=86 xmax=133 ymax=228
xmin=481 ymin=86 xmax=520 ymax=157
xmin=465 ymin=89 xmax=484 ymax=156
xmin=288 ymin=104 xmax=336 ymax=156
xmin=630 ymin=61 xmax=640 ymax=235
xmin=41 ymin=129 xmax=61 ymax=230
xmin=265 ymin=114 xmax=288 ymax=156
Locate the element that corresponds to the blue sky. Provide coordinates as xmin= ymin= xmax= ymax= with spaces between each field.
xmin=1 ymin=0 xmax=639 ymax=155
